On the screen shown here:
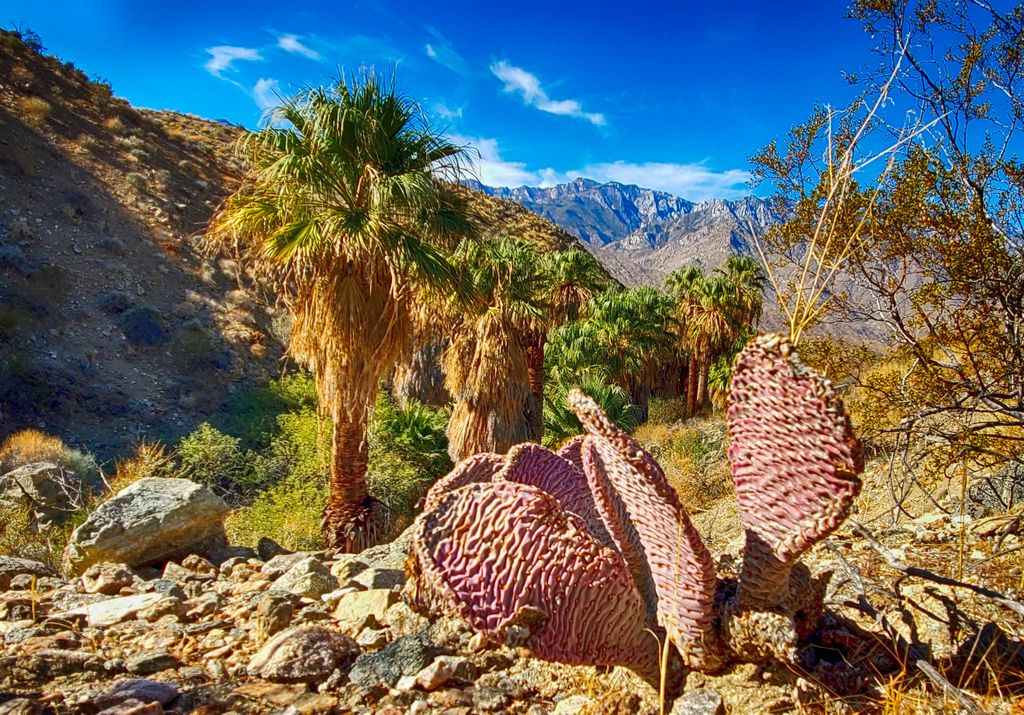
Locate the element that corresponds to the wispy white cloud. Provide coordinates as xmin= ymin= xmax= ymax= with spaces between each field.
xmin=452 ymin=136 xmax=750 ymax=200
xmin=432 ymin=102 xmax=463 ymax=121
xmin=252 ymin=78 xmax=282 ymax=111
xmin=450 ymin=134 xmax=548 ymax=188
xmin=571 ymin=161 xmax=751 ymax=201
xmin=424 ymin=27 xmax=467 ymax=75
xmin=278 ymin=34 xmax=321 ymax=61
xmin=490 ymin=60 xmax=606 ymax=127
xmin=204 ymin=45 xmax=262 ymax=78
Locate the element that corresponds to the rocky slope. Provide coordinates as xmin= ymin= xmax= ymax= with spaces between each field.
xmin=2 ymin=468 xmax=1021 ymax=715
xmin=0 ymin=33 xmax=586 ymax=461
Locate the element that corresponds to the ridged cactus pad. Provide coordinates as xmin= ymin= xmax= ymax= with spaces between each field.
xmin=404 ymin=333 xmax=864 ymax=679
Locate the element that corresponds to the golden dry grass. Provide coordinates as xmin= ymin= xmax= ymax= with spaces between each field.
xmin=18 ymin=96 xmax=51 ymax=126
xmin=0 ymin=429 xmax=68 ymax=472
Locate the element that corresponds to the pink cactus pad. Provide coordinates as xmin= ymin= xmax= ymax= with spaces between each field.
xmin=727 ymin=333 xmax=863 ymax=611
xmin=569 ymin=389 xmax=723 ymax=672
xmin=421 ymin=452 xmax=504 ymax=512
xmin=406 ymin=479 xmax=659 ymax=676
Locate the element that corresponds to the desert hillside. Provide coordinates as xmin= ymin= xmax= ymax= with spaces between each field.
xmin=0 ymin=35 xmax=584 ymax=461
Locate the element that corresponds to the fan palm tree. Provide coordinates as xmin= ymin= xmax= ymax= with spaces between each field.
xmin=523 ymin=248 xmax=610 ymax=440
xmin=549 ymin=287 xmax=676 ymax=419
xmin=444 ymin=237 xmax=548 ymax=460
xmin=665 ymin=266 xmax=707 ymax=418
xmin=208 ymin=73 xmax=477 ymax=551
xmin=716 ymin=254 xmax=767 ymax=333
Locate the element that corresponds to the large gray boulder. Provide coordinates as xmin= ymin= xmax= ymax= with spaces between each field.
xmin=63 ymin=478 xmax=229 ymax=574
xmin=0 ymin=462 xmax=84 ymax=526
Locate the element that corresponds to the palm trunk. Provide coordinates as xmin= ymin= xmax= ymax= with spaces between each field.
xmin=322 ymin=413 xmax=372 ymax=552
xmin=696 ymin=360 xmax=709 ymax=410
xmin=685 ymin=355 xmax=699 ymax=418
xmin=525 ymin=333 xmax=546 ymax=442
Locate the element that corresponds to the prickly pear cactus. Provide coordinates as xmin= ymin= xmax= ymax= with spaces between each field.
xmin=404 ymin=333 xmax=864 ymax=678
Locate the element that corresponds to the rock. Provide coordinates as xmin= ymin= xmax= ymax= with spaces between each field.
xmin=329 ymin=556 xmax=368 ymax=583
xmin=207 ymin=545 xmax=258 ymax=565
xmin=382 ymin=601 xmax=429 ymax=638
xmin=92 ymin=679 xmax=179 ymax=709
xmin=350 ymin=567 xmax=405 ymax=591
xmin=356 ymin=628 xmax=389 ymax=649
xmin=52 ymin=592 xmax=164 ymax=627
xmin=81 ymin=562 xmax=135 ymax=595
xmin=247 ymin=624 xmax=359 ymax=684
xmin=415 ymin=656 xmax=468 ymax=691
xmin=136 ymin=596 xmax=186 ymax=622
xmin=262 ymin=552 xmax=310 ymax=578
xmin=183 ymin=591 xmax=221 ymax=619
xmin=125 ymin=650 xmax=181 ymax=674
xmin=671 ymin=688 xmax=724 ymax=715
xmin=233 ymin=682 xmax=307 ymax=706
xmin=180 ymin=554 xmax=216 ymax=576
xmin=255 ymin=591 xmax=299 ymax=639
xmin=334 ymin=589 xmax=398 ymax=631
xmin=63 ymin=478 xmax=229 ymax=574
xmin=0 ymin=556 xmax=52 ymax=590
xmin=553 ymin=696 xmax=592 ymax=714
xmin=272 ymin=556 xmax=337 ymax=599
xmin=161 ymin=562 xmax=196 ymax=583
xmin=473 ymin=686 xmax=511 ymax=712
xmin=0 ymin=699 xmax=40 ymax=715
xmin=96 ymin=701 xmax=162 ymax=715
xmin=143 ymin=579 xmax=187 ymax=602
xmin=0 ymin=462 xmax=83 ymax=526
xmin=257 ymin=537 xmax=289 ymax=561
xmin=348 ymin=632 xmax=437 ymax=689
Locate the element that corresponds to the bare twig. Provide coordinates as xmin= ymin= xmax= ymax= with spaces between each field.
xmin=850 ymin=520 xmax=1024 ymax=619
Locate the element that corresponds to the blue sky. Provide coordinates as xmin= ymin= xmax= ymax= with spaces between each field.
xmin=9 ymin=1 xmax=873 ymax=200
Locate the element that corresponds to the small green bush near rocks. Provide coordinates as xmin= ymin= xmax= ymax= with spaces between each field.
xmin=220 ymin=386 xmax=451 ymax=549
xmin=176 ymin=423 xmax=252 ymax=496
xmin=0 ymin=502 xmax=72 ymax=569
xmin=226 ymin=472 xmax=327 ymax=552
xmin=125 ymin=172 xmax=147 ymax=191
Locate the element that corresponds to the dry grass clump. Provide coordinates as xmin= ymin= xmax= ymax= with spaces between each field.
xmin=101 ymin=442 xmax=172 ymax=498
xmin=0 ymin=502 xmax=72 ymax=569
xmin=0 ymin=429 xmax=97 ymax=483
xmin=103 ymin=115 xmax=124 ymax=133
xmin=634 ymin=419 xmax=732 ymax=510
xmin=18 ymin=96 xmax=51 ymax=126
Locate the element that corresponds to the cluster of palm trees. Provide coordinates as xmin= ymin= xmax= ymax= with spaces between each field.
xmin=209 ymin=73 xmax=765 ymax=550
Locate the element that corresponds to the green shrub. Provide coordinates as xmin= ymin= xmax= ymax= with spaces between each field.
xmin=365 ymin=393 xmax=452 ymax=528
xmin=647 ymin=397 xmax=687 ymax=425
xmin=272 ymin=409 xmax=331 ymax=484
xmin=634 ymin=421 xmax=731 ymax=510
xmin=177 ymin=423 xmax=252 ymax=495
xmin=0 ymin=503 xmax=73 ymax=569
xmin=126 ymin=172 xmax=147 ymax=190
xmin=226 ymin=473 xmax=327 ymax=551
xmin=369 ymin=393 xmax=451 ymax=477
xmin=214 ymin=372 xmax=318 ymax=449
xmin=543 ymin=378 xmax=642 ymax=448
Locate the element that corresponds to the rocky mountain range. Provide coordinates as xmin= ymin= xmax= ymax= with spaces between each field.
xmin=469 ymin=177 xmax=781 ymax=286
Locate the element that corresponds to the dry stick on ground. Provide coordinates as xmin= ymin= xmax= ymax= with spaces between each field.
xmin=850 ymin=521 xmax=1024 ymax=620
xmin=822 ymin=540 xmax=988 ymax=715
